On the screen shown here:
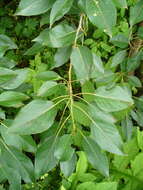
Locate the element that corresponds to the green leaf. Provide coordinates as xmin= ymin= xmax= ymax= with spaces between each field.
xmin=60 ymin=153 xmax=77 ymax=177
xmin=24 ymin=43 xmax=44 ymax=56
xmin=54 ymin=135 xmax=74 ymax=161
xmin=121 ymin=115 xmax=133 ymax=141
xmin=71 ymin=46 xmax=93 ymax=82
xmin=110 ymin=34 xmax=129 ymax=48
xmin=95 ymin=86 xmax=133 ymax=112
xmin=76 ymin=151 xmax=88 ymax=174
xmin=35 ymin=136 xmax=58 ymax=178
xmin=34 ymin=23 xmax=76 ymax=48
xmin=0 ymin=91 xmax=29 ymax=108
xmin=8 ymin=99 xmax=57 ymax=135
xmin=78 ymin=173 xmax=97 ymax=182
xmin=111 ymin=50 xmax=127 ymax=68
xmin=137 ymin=128 xmax=143 ymax=151
xmin=94 ymin=182 xmax=118 ymax=190
xmin=113 ymin=0 xmax=127 ymax=8
xmin=50 ymin=0 xmax=74 ymax=26
xmin=36 ymin=71 xmax=61 ymax=81
xmin=128 ymin=76 xmax=142 ymax=88
xmin=76 ymin=182 xmax=96 ymax=190
xmin=0 ymin=138 xmax=35 ymax=183
xmin=37 ymin=81 xmax=58 ymax=97
xmin=89 ymin=104 xmax=123 ymax=155
xmin=0 ymin=67 xmax=17 ymax=85
xmin=82 ymin=81 xmax=95 ymax=102
xmin=86 ymin=0 xmax=117 ymax=36
xmin=53 ymin=46 xmax=72 ymax=68
xmin=83 ymin=136 xmax=109 ymax=177
xmin=15 ymin=0 xmax=56 ymax=16
xmin=0 ymin=35 xmax=17 ymax=57
xmin=130 ymin=0 xmax=143 ymax=27
xmin=92 ymin=53 xmax=104 ymax=74
xmin=0 ymin=123 xmax=36 ymax=153
xmin=0 ymin=69 xmax=29 ymax=90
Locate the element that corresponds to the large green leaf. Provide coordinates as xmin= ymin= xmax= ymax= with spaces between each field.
xmin=113 ymin=0 xmax=127 ymax=8
xmin=8 ymin=99 xmax=57 ymax=135
xmin=50 ymin=0 xmax=74 ymax=26
xmin=0 ymin=91 xmax=29 ymax=107
xmin=0 ymin=138 xmax=34 ymax=183
xmin=0 ymin=69 xmax=29 ymax=90
xmin=71 ymin=46 xmax=93 ymax=82
xmin=83 ymin=136 xmax=109 ymax=177
xmin=15 ymin=0 xmax=56 ymax=16
xmin=0 ymin=123 xmax=36 ymax=153
xmin=54 ymin=134 xmax=74 ymax=161
xmin=0 ymin=35 xmax=17 ymax=57
xmin=0 ymin=67 xmax=17 ymax=85
xmin=95 ymin=86 xmax=133 ymax=112
xmin=34 ymin=23 xmax=76 ymax=48
xmin=35 ymin=136 xmax=58 ymax=178
xmin=130 ymin=0 xmax=143 ymax=27
xmin=86 ymin=0 xmax=117 ymax=36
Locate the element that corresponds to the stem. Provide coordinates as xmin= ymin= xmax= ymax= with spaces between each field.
xmin=74 ymin=14 xmax=84 ymax=47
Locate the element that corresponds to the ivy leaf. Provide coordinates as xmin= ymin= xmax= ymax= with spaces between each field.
xmin=130 ymin=0 xmax=143 ymax=27
xmin=15 ymin=0 xmax=56 ymax=16
xmin=83 ymin=136 xmax=109 ymax=177
xmin=95 ymin=86 xmax=133 ymax=112
xmin=8 ymin=100 xmax=57 ymax=135
xmin=54 ymin=135 xmax=74 ymax=161
xmin=35 ymin=136 xmax=58 ymax=178
xmin=50 ymin=0 xmax=74 ymax=26
xmin=86 ymin=0 xmax=117 ymax=36
xmin=0 ymin=91 xmax=29 ymax=108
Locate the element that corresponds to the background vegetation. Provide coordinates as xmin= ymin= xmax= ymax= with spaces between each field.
xmin=0 ymin=0 xmax=143 ymax=189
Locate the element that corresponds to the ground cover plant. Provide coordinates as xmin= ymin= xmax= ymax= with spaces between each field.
xmin=0 ymin=0 xmax=143 ymax=189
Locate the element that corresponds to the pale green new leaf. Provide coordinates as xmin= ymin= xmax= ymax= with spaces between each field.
xmin=50 ymin=0 xmax=74 ymax=26
xmin=8 ymin=100 xmax=57 ymax=135
xmin=83 ymin=136 xmax=109 ymax=177
xmin=15 ymin=0 xmax=56 ymax=16
xmin=94 ymin=182 xmax=118 ymax=190
xmin=86 ymin=0 xmax=117 ymax=36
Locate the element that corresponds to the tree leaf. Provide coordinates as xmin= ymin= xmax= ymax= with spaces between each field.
xmin=110 ymin=34 xmax=129 ymax=48
xmin=15 ymin=0 xmax=56 ymax=16
xmin=0 ymin=69 xmax=29 ymax=90
xmin=76 ymin=182 xmax=96 ymax=190
xmin=71 ymin=46 xmax=93 ymax=82
xmin=86 ymin=0 xmax=117 ymax=36
xmin=130 ymin=0 xmax=143 ymax=27
xmin=0 ymin=91 xmax=29 ymax=108
xmin=83 ymin=136 xmax=109 ymax=177
xmin=34 ymin=23 xmax=76 ymax=48
xmin=50 ymin=0 xmax=74 ymax=26
xmin=111 ymin=50 xmax=127 ymax=68
xmin=94 ymin=182 xmax=118 ymax=190
xmin=53 ymin=46 xmax=72 ymax=68
xmin=0 ymin=138 xmax=35 ymax=183
xmin=54 ymin=134 xmax=74 ymax=161
xmin=0 ymin=67 xmax=17 ymax=85
xmin=36 ymin=71 xmax=61 ymax=81
xmin=8 ymin=99 xmax=57 ymax=135
xmin=95 ymin=86 xmax=133 ymax=112
xmin=35 ymin=136 xmax=58 ymax=178
xmin=113 ymin=0 xmax=127 ymax=8
xmin=60 ymin=153 xmax=77 ymax=177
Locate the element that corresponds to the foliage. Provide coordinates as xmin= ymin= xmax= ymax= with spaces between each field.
xmin=0 ymin=0 xmax=143 ymax=189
